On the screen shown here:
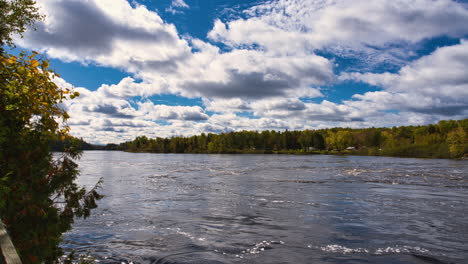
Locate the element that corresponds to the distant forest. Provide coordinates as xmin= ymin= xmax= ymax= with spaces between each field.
xmin=53 ymin=119 xmax=467 ymax=159
xmin=110 ymin=119 xmax=468 ymax=159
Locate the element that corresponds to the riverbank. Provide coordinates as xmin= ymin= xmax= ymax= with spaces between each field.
xmin=124 ymin=146 xmax=465 ymax=160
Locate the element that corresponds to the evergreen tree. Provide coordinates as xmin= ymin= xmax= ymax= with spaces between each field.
xmin=0 ymin=1 xmax=102 ymax=262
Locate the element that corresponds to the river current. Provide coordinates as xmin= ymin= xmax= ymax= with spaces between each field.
xmin=61 ymin=151 xmax=468 ymax=264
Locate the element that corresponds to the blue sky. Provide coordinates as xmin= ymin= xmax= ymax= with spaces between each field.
xmin=12 ymin=0 xmax=468 ymax=143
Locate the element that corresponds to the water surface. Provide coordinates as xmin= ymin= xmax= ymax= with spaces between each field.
xmin=62 ymin=151 xmax=468 ymax=264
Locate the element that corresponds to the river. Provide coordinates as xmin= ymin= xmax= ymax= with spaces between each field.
xmin=61 ymin=151 xmax=468 ymax=264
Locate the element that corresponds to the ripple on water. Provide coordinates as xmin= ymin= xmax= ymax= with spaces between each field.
xmin=63 ymin=152 xmax=468 ymax=264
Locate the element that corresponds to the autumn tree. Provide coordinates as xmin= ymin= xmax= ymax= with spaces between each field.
xmin=447 ymin=127 xmax=467 ymax=158
xmin=0 ymin=0 xmax=43 ymax=51
xmin=0 ymin=1 xmax=102 ymax=262
xmin=335 ymin=130 xmax=354 ymax=150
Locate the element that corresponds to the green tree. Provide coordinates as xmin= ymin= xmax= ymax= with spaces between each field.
xmin=0 ymin=0 xmax=43 ymax=51
xmin=298 ymin=130 xmax=313 ymax=151
xmin=325 ymin=131 xmax=338 ymax=150
xmin=1 ymin=2 xmax=103 ymax=260
xmin=0 ymin=51 xmax=103 ymax=263
xmin=447 ymin=127 xmax=467 ymax=158
xmin=207 ymin=142 xmax=216 ymax=153
xmin=335 ymin=130 xmax=354 ymax=151
xmin=312 ymin=132 xmax=325 ymax=150
xmin=438 ymin=120 xmax=458 ymax=134
xmin=117 ymin=119 xmax=466 ymax=159
xmin=381 ymin=131 xmax=397 ymax=150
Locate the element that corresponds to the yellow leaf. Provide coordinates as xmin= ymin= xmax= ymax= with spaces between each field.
xmin=31 ymin=59 xmax=40 ymax=67
xmin=18 ymin=66 xmax=26 ymax=74
xmin=8 ymin=57 xmax=17 ymax=64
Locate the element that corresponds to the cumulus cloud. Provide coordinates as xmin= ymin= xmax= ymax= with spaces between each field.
xmin=19 ymin=0 xmax=191 ymax=70
xmin=97 ymin=77 xmax=159 ymax=98
xmin=138 ymin=102 xmax=209 ymax=121
xmin=83 ymin=104 xmax=136 ymax=119
xmin=207 ymin=113 xmax=292 ymax=131
xmin=57 ymin=79 xmax=211 ymax=143
xmin=181 ymin=41 xmax=332 ymax=98
xmin=203 ymin=98 xmax=252 ymax=113
xmin=341 ymin=40 xmax=468 ymax=116
xmin=210 ymin=0 xmax=468 ymax=66
xmin=251 ymin=98 xmax=306 ymax=115
xmin=247 ymin=98 xmax=364 ymax=122
xmin=19 ymin=0 xmax=334 ymax=102
xmin=14 ymin=0 xmax=468 ymax=143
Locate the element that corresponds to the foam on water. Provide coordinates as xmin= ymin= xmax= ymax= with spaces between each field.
xmin=317 ymin=244 xmax=430 ymax=256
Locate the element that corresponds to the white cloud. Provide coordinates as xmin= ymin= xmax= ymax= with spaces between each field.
xmin=56 ymin=78 xmax=210 ymax=143
xmin=203 ymin=98 xmax=252 ymax=113
xmin=341 ymin=40 xmax=468 ymax=116
xmin=13 ymin=0 xmax=468 ymax=143
xmin=96 ymin=77 xmax=162 ymax=98
xmin=210 ymin=0 xmax=468 ymax=66
xmin=138 ymin=102 xmax=209 ymax=121
xmin=172 ymin=0 xmax=189 ymax=8
xmin=172 ymin=47 xmax=333 ymax=99
xmin=19 ymin=0 xmax=334 ymax=102
xmin=19 ymin=0 xmax=191 ymax=70
xmin=126 ymin=37 xmax=333 ymax=100
xmin=166 ymin=0 xmax=190 ymax=14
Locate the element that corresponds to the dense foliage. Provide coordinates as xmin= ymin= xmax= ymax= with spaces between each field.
xmin=0 ymin=51 xmax=103 ymax=264
xmin=49 ymin=136 xmax=103 ymax=152
xmin=116 ymin=119 xmax=467 ymax=159
xmin=1 ymin=1 xmax=102 ymax=262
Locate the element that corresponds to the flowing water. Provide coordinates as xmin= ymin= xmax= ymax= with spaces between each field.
xmin=61 ymin=151 xmax=468 ymax=264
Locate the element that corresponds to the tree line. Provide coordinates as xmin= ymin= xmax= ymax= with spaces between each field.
xmin=49 ymin=135 xmax=105 ymax=152
xmin=111 ymin=119 xmax=467 ymax=159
